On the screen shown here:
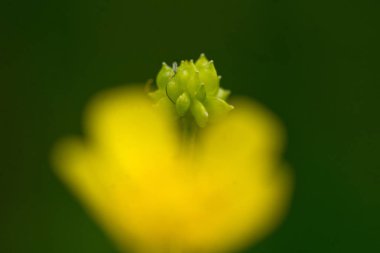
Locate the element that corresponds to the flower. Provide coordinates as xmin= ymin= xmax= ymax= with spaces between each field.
xmin=52 ymin=55 xmax=293 ymax=253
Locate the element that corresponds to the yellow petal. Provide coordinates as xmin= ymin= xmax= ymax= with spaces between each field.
xmin=52 ymin=86 xmax=184 ymax=251
xmin=188 ymin=97 xmax=293 ymax=252
xmin=51 ymin=138 xmax=134 ymax=250
xmin=84 ymin=86 xmax=180 ymax=175
xmin=52 ymin=87 xmax=293 ymax=253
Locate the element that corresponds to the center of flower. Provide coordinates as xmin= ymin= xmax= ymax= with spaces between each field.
xmin=149 ymin=54 xmax=234 ymax=128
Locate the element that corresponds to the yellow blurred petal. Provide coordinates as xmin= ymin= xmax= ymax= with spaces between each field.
xmin=189 ymin=97 xmax=293 ymax=252
xmin=199 ymin=98 xmax=285 ymax=168
xmin=52 ymin=87 xmax=293 ymax=253
xmin=51 ymin=138 xmax=134 ymax=251
xmin=84 ymin=86 xmax=180 ymax=175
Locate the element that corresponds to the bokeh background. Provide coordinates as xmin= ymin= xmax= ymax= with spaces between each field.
xmin=1 ymin=0 xmax=379 ymax=252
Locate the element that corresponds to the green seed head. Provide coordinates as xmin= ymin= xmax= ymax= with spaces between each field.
xmin=149 ymin=54 xmax=233 ymax=127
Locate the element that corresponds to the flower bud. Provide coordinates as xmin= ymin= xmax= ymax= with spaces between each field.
xmin=216 ymin=87 xmax=231 ymax=100
xmin=196 ymin=84 xmax=206 ymax=101
xmin=176 ymin=61 xmax=200 ymax=97
xmin=176 ymin=92 xmax=191 ymax=116
xmin=191 ymin=99 xmax=208 ymax=128
xmin=204 ymin=97 xmax=234 ymax=121
xmin=156 ymin=63 xmax=174 ymax=90
xmin=195 ymin=53 xmax=209 ymax=68
xmin=166 ymin=79 xmax=182 ymax=102
xmin=150 ymin=54 xmax=233 ymax=127
xmin=196 ymin=55 xmax=219 ymax=95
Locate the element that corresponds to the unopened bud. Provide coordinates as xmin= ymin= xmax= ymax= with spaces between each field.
xmin=166 ymin=79 xmax=182 ymax=102
xmin=176 ymin=92 xmax=191 ymax=116
xmin=149 ymin=54 xmax=233 ymax=127
xmin=156 ymin=63 xmax=174 ymax=90
xmin=191 ymin=100 xmax=208 ymax=128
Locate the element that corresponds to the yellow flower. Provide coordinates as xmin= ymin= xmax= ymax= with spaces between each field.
xmin=52 ymin=57 xmax=292 ymax=253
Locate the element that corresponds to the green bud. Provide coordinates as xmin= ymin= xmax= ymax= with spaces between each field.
xmin=204 ymin=97 xmax=234 ymax=121
xmin=156 ymin=63 xmax=174 ymax=90
xmin=176 ymin=92 xmax=191 ymax=116
xmin=150 ymin=54 xmax=233 ymax=127
xmin=198 ymin=61 xmax=219 ymax=95
xmin=196 ymin=54 xmax=219 ymax=95
xmin=166 ymin=79 xmax=182 ymax=102
xmin=176 ymin=61 xmax=200 ymax=97
xmin=195 ymin=53 xmax=209 ymax=68
xmin=191 ymin=100 xmax=208 ymax=128
xmin=216 ymin=87 xmax=231 ymax=100
xmin=196 ymin=84 xmax=206 ymax=101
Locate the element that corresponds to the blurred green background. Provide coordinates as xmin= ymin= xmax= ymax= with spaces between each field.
xmin=1 ymin=0 xmax=379 ymax=252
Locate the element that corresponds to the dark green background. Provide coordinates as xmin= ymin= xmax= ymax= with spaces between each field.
xmin=1 ymin=0 xmax=379 ymax=252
